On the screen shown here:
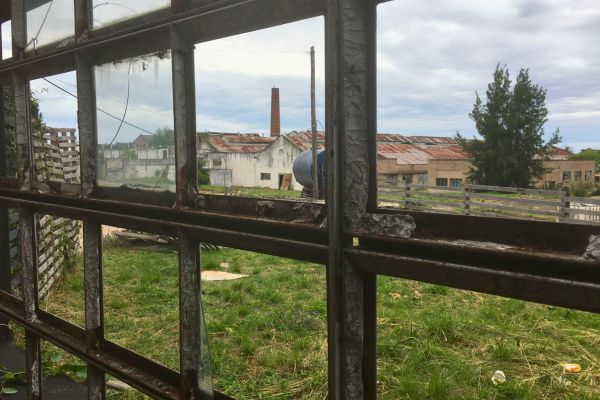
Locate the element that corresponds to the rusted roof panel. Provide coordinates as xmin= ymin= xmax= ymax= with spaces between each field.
xmin=286 ymin=131 xmax=326 ymax=151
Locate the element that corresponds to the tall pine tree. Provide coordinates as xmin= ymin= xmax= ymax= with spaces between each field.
xmin=456 ymin=65 xmax=561 ymax=187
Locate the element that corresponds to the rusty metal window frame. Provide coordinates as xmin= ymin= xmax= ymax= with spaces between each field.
xmin=0 ymin=0 xmax=599 ymax=399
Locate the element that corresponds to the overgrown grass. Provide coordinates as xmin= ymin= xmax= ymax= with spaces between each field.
xmin=32 ymin=243 xmax=600 ymax=399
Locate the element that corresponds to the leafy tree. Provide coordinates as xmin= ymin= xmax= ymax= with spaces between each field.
xmin=197 ymin=159 xmax=210 ymax=186
xmin=456 ymin=65 xmax=561 ymax=187
xmin=570 ymin=148 xmax=600 ymax=173
xmin=151 ymin=127 xmax=174 ymax=148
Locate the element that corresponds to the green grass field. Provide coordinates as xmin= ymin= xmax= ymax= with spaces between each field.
xmin=30 ymin=241 xmax=600 ymax=399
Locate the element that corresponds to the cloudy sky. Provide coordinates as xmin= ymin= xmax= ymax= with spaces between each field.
xmin=2 ymin=0 xmax=599 ymax=150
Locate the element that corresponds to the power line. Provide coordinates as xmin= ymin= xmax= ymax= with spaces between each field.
xmin=27 ymin=0 xmax=55 ymax=49
xmin=107 ymin=59 xmax=132 ymax=146
xmin=41 ymin=77 xmax=156 ymax=135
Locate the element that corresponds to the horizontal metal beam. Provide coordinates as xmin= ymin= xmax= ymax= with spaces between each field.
xmin=348 ymin=244 xmax=600 ymax=314
xmin=0 ymin=292 xmax=235 ymax=400
xmin=0 ymin=188 xmax=329 ymax=264
xmin=0 ymin=0 xmax=325 ymax=80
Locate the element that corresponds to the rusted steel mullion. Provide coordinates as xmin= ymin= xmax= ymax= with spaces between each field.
xmin=18 ymin=206 xmax=43 ymax=400
xmin=0 ymin=35 xmax=10 ymax=340
xmin=83 ymin=217 xmax=106 ymax=400
xmin=12 ymin=2 xmax=43 ymax=397
xmin=324 ymin=0 xmax=343 ymax=396
xmin=172 ymin=20 xmax=214 ymax=398
xmin=326 ymin=0 xmax=375 ymax=398
xmin=76 ymin=0 xmax=107 ymax=396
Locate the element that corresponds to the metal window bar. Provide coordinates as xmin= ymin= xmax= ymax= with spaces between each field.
xmin=0 ymin=1 xmax=599 ymax=400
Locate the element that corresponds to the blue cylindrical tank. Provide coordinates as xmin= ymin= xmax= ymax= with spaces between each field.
xmin=293 ymin=149 xmax=326 ymax=193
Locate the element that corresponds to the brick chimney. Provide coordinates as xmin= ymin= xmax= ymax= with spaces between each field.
xmin=270 ymin=87 xmax=281 ymax=137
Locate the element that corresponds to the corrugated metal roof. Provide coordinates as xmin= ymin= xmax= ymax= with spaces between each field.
xmin=199 ymin=132 xmax=276 ymax=153
xmin=378 ymin=143 xmax=467 ymax=164
xmin=286 ymin=131 xmax=326 ymax=151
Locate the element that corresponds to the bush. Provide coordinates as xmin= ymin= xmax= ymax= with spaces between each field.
xmin=592 ymin=185 xmax=600 ymax=196
xmin=570 ymin=181 xmax=594 ymax=197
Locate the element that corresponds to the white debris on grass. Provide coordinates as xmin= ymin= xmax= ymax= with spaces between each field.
xmin=201 ymin=271 xmax=247 ymax=281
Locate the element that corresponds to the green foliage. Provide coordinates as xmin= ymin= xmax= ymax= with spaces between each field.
xmin=151 ymin=127 xmax=174 ymax=148
xmin=197 ymin=158 xmax=210 ymax=185
xmin=34 ymin=244 xmax=600 ymax=399
xmin=456 ymin=65 xmax=561 ymax=187
xmin=571 ymin=148 xmax=600 ymax=173
xmin=122 ymin=148 xmax=138 ymax=160
xmin=570 ymin=181 xmax=594 ymax=197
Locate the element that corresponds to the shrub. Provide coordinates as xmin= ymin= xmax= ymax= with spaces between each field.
xmin=570 ymin=181 xmax=593 ymax=197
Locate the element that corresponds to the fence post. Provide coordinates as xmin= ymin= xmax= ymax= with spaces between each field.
xmin=400 ymin=181 xmax=408 ymax=208
xmin=560 ymin=186 xmax=570 ymax=223
xmin=464 ymin=184 xmax=471 ymax=215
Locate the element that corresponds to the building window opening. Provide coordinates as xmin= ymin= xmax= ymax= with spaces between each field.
xmin=436 ymin=178 xmax=448 ymax=187
xmin=450 ymin=178 xmax=462 ymax=188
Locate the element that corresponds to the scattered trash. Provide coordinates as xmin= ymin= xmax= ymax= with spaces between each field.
xmin=201 ymin=271 xmax=247 ymax=281
xmin=107 ymin=379 xmax=132 ymax=391
xmin=558 ymin=375 xmax=572 ymax=386
xmin=491 ymin=370 xmax=506 ymax=385
xmin=563 ymin=363 xmax=582 ymax=373
xmin=390 ymin=292 xmax=401 ymax=300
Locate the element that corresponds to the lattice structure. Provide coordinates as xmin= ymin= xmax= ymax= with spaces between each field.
xmin=0 ymin=1 xmax=599 ymax=400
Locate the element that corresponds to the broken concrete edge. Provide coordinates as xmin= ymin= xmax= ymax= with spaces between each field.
xmin=584 ymin=234 xmax=600 ymax=262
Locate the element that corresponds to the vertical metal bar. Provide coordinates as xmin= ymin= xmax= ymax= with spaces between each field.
xmin=171 ymin=19 xmax=212 ymax=399
xmin=0 ymin=66 xmax=11 ymax=340
xmin=12 ymin=2 xmax=43 ymax=398
xmin=310 ymin=45 xmax=319 ymax=201
xmin=326 ymin=0 xmax=375 ymax=398
xmin=83 ymin=217 xmax=105 ymax=400
xmin=76 ymin=0 xmax=107 ymax=397
xmin=365 ymin=0 xmax=378 ymax=213
xmin=18 ymin=206 xmax=42 ymax=400
xmin=362 ymin=272 xmax=377 ymax=399
xmin=325 ymin=0 xmax=343 ymax=397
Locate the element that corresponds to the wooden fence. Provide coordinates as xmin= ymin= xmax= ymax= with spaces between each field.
xmin=9 ymin=127 xmax=81 ymax=299
xmin=378 ymin=180 xmax=600 ymax=225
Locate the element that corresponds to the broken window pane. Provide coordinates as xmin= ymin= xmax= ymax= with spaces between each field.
xmin=41 ymin=341 xmax=89 ymax=397
xmin=95 ymin=51 xmax=174 ymax=191
xmin=101 ymin=226 xmax=181 ymax=371
xmin=37 ymin=213 xmax=83 ymax=328
xmin=92 ymin=0 xmax=170 ymax=29
xmin=376 ymin=1 xmax=599 ymax=228
xmin=194 ymin=18 xmax=325 ymax=201
xmin=30 ymin=72 xmax=80 ymax=187
xmin=25 ymin=0 xmax=74 ymax=51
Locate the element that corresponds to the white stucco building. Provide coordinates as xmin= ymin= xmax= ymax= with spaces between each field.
xmin=197 ymin=131 xmax=325 ymax=190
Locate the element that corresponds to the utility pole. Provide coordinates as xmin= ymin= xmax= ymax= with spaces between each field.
xmin=310 ymin=46 xmax=318 ymax=201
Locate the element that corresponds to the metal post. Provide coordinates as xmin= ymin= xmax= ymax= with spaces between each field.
xmin=560 ymin=186 xmax=570 ymax=223
xmin=464 ymin=184 xmax=470 ymax=215
xmin=310 ymin=46 xmax=319 ymax=201
xmin=326 ymin=0 xmax=377 ymax=398
xmin=11 ymin=1 xmax=43 ymax=398
xmin=171 ymin=19 xmax=213 ymax=398
xmin=76 ymin=1 xmax=107 ymax=398
xmin=0 ymin=55 xmax=11 ymax=339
